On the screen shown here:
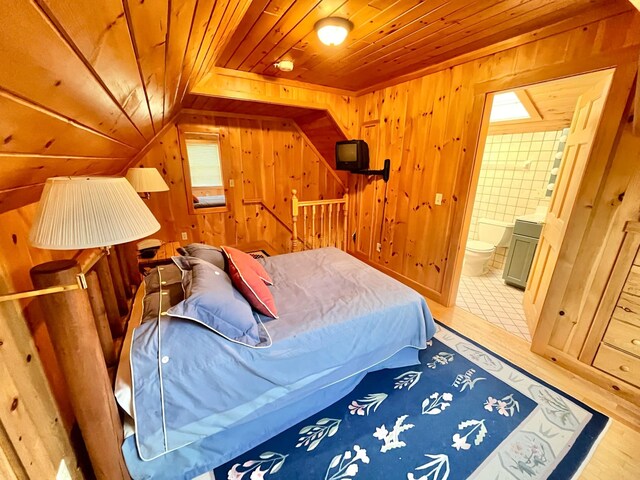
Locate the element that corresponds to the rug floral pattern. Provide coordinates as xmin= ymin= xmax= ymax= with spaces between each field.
xmin=216 ymin=324 xmax=608 ymax=480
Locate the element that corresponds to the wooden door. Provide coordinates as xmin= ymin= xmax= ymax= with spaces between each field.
xmin=523 ymin=73 xmax=614 ymax=335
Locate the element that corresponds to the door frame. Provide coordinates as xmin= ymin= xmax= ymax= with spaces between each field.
xmin=441 ymin=54 xmax=638 ymax=340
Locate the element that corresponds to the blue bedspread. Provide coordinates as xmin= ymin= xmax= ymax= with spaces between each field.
xmin=124 ymin=248 xmax=435 ymax=477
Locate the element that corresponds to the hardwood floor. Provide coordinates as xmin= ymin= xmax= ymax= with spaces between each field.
xmin=426 ymin=300 xmax=640 ymax=479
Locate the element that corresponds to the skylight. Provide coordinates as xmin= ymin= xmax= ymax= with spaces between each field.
xmin=490 ymin=91 xmax=532 ymax=123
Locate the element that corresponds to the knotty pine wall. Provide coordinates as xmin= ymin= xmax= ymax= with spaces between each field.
xmin=0 ymin=203 xmax=81 ymax=477
xmin=0 ymin=0 xmax=251 ymax=214
xmin=134 ymin=113 xmax=346 ymax=252
xmin=348 ymin=9 xmax=640 ymax=305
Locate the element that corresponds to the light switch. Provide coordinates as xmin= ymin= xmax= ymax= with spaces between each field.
xmin=435 ymin=193 xmax=443 ymax=206
xmin=229 ymin=179 xmax=235 ymax=187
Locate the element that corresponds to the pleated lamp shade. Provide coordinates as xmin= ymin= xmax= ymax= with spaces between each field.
xmin=29 ymin=177 xmax=161 ymax=249
xmin=125 ymin=168 xmax=169 ymax=193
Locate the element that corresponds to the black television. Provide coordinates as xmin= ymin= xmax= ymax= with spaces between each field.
xmin=336 ymin=140 xmax=369 ymax=171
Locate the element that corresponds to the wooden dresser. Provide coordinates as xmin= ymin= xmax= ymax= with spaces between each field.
xmin=585 ymin=222 xmax=640 ymax=395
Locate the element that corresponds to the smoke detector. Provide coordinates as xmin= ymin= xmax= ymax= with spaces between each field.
xmin=274 ymin=60 xmax=294 ymax=72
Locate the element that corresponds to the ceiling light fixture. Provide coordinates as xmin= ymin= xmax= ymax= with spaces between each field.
xmin=274 ymin=60 xmax=294 ymax=72
xmin=315 ymin=17 xmax=353 ymax=46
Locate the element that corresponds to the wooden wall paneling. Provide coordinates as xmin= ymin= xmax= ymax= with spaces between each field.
xmin=379 ymin=0 xmax=596 ymax=79
xmin=377 ymin=84 xmax=408 ymax=268
xmin=635 ymin=52 xmax=640 ymax=137
xmin=212 ymin=0 xmax=271 ymax=68
xmin=0 ymin=93 xmax=138 ymax=159
xmin=124 ymin=0 xmax=168 ymax=132
xmin=0 ymin=421 xmax=27 ymax=480
xmin=36 ymin=0 xmax=155 ymax=140
xmin=346 ymin=11 xmax=640 ymax=307
xmin=401 ymin=75 xmax=438 ymax=280
xmin=191 ymin=68 xmax=356 ymax=137
xmin=251 ymin=0 xmax=370 ymax=75
xmin=222 ymin=0 xmax=297 ymax=71
xmin=0 ymin=157 xmax=129 ymax=191
xmin=194 ymin=0 xmax=254 ymax=83
xmin=326 ymin=0 xmax=541 ymax=82
xmin=351 ymin=123 xmax=380 ymax=258
xmin=214 ymin=0 xmax=629 ymax=90
xmin=287 ymin=0 xmax=451 ymax=76
xmin=0 ymin=2 xmax=145 ymax=148
xmin=136 ymin=114 xmax=342 ymax=252
xmin=355 ymin=2 xmax=634 ymax=95
xmin=0 ymin=208 xmax=81 ymax=478
xmin=239 ymin=118 xmax=264 ymax=201
xmin=163 ymin=0 xmax=198 ymax=123
xmin=225 ymin=117 xmax=248 ymax=243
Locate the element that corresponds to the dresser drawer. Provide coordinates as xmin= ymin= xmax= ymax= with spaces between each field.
xmin=612 ymin=293 xmax=640 ymax=328
xmin=603 ymin=319 xmax=640 ymax=357
xmin=593 ymin=344 xmax=640 ymax=387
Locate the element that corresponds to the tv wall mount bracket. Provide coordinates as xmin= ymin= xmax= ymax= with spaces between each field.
xmin=353 ymin=159 xmax=391 ymax=182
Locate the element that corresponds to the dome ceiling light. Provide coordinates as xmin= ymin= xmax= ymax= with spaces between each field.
xmin=314 ymin=17 xmax=353 ymax=46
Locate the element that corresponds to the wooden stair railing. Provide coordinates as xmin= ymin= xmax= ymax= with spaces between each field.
xmin=291 ymin=189 xmax=348 ymax=252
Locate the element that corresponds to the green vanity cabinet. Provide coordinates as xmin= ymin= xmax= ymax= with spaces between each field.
xmin=503 ymin=220 xmax=543 ymax=289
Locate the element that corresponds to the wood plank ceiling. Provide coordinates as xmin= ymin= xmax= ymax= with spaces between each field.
xmin=0 ymin=0 xmax=250 ymax=199
xmin=216 ymin=0 xmax=627 ymax=90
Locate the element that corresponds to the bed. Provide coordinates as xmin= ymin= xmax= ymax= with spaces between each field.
xmin=117 ymin=247 xmax=436 ymax=480
xmin=193 ymin=194 xmax=226 ymax=208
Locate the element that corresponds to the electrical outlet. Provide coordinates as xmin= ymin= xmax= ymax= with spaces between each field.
xmin=229 ymin=179 xmax=235 ymax=187
xmin=181 ymin=232 xmax=188 ymax=240
xmin=435 ymin=193 xmax=443 ymax=206
xmin=376 ymin=242 xmax=382 ymax=252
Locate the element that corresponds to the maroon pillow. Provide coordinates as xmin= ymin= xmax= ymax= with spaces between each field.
xmin=222 ymin=246 xmax=273 ymax=285
xmin=221 ymin=246 xmax=278 ymax=318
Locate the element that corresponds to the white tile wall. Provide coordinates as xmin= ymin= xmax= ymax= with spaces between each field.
xmin=469 ymin=130 xmax=564 ymax=269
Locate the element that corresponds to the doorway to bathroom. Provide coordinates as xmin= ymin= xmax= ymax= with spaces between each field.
xmin=454 ymin=69 xmax=615 ymax=342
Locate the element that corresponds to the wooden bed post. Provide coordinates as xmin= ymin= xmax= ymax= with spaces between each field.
xmin=30 ymin=260 xmax=129 ymax=480
xmin=115 ymin=245 xmax=133 ymax=299
xmin=291 ymin=189 xmax=299 ymax=252
xmin=107 ymin=250 xmax=128 ymax=315
xmin=95 ymin=256 xmax=124 ymax=337
xmin=85 ymin=271 xmax=117 ymax=367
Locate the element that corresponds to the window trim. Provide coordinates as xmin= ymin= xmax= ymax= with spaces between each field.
xmin=178 ymin=124 xmax=229 ymax=215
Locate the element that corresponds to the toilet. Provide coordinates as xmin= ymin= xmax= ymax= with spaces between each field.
xmin=463 ymin=218 xmax=514 ymax=276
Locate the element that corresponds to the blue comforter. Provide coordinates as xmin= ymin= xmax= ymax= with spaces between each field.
xmin=125 ymin=248 xmax=435 ymax=476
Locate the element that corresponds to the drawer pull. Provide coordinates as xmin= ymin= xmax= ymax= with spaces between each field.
xmin=632 ymin=339 xmax=640 ymax=346
xmin=619 ymin=365 xmax=631 ymax=373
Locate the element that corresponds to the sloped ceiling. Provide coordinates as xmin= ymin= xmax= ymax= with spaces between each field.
xmin=0 ymin=0 xmax=251 ymax=208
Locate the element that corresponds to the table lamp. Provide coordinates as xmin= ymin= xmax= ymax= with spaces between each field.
xmin=125 ymin=167 xmax=169 ymax=199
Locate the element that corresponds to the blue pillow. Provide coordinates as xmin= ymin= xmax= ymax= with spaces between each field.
xmin=168 ymin=257 xmax=267 ymax=347
xmin=182 ymin=243 xmax=226 ymax=270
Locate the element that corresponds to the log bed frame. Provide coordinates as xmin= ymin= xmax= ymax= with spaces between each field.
xmin=17 ymin=187 xmax=351 ymax=480
xmin=28 ymin=245 xmax=139 ymax=480
xmin=18 ymin=187 xmax=350 ymax=479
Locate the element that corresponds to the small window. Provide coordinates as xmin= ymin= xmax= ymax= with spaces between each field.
xmin=490 ymin=91 xmax=541 ymax=123
xmin=182 ymin=130 xmax=227 ymax=213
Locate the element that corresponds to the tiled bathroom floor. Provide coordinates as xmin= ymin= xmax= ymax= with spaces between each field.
xmin=456 ymin=268 xmax=531 ymax=341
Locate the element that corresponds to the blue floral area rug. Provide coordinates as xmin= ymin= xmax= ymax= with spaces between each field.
xmin=214 ymin=323 xmax=609 ymax=480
